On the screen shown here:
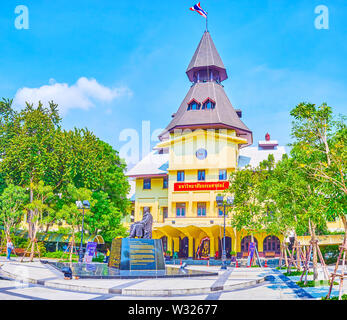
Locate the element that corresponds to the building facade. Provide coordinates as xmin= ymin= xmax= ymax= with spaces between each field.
xmin=127 ymin=31 xmax=287 ymax=259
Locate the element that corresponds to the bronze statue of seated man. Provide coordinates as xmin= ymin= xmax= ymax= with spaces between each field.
xmin=129 ymin=207 xmax=153 ymax=239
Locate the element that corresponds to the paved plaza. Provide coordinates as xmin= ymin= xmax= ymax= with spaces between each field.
xmin=0 ymin=257 xmax=344 ymax=300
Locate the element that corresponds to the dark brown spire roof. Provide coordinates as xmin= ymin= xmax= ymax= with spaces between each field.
xmin=158 ymin=31 xmax=253 ymax=147
xmin=159 ymin=82 xmax=252 ymax=146
xmin=186 ymin=31 xmax=228 ymax=82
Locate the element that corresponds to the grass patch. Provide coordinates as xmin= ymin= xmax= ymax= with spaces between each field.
xmin=276 ymin=266 xmax=297 ymax=270
xmin=321 ymin=294 xmax=347 ymax=300
xmin=283 ymin=270 xmax=313 ymax=276
xmin=296 ymin=280 xmax=338 ymax=287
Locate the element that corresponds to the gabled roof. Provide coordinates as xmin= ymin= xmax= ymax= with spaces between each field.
xmin=238 ymin=146 xmax=287 ymax=169
xmin=126 ymin=150 xmax=169 ymax=178
xmin=159 ymin=81 xmax=252 ymax=146
xmin=186 ymin=31 xmax=228 ymax=82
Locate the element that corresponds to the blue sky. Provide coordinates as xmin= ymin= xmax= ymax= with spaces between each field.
xmin=0 ymin=0 xmax=346 ymax=167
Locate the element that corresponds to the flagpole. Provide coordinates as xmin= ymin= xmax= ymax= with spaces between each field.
xmin=206 ymin=14 xmax=208 ymax=32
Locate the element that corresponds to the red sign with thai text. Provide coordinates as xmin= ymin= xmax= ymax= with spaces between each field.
xmin=174 ymin=181 xmax=229 ymax=191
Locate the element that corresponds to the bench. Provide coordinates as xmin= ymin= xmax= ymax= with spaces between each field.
xmin=264 ymin=251 xmax=276 ymax=258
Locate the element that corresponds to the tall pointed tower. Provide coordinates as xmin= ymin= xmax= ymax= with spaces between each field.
xmin=159 ymin=31 xmax=252 ymax=146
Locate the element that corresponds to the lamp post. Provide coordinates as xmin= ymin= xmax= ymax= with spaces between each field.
xmin=76 ymin=200 xmax=90 ymax=263
xmin=216 ymin=195 xmax=234 ymax=270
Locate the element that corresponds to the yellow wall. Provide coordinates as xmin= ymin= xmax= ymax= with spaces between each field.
xmin=134 ymin=177 xmax=168 ymax=224
xmin=130 ymin=128 xmax=343 ymax=255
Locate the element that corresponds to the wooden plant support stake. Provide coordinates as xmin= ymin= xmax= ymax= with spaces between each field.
xmin=279 ymin=243 xmax=288 ymax=268
xmin=287 ymin=241 xmax=304 ymax=273
xmin=20 ymin=240 xmax=33 ymax=262
xmin=300 ymin=239 xmax=329 ymax=285
xmin=327 ymin=239 xmax=347 ymax=300
xmin=20 ymin=238 xmax=41 ymax=262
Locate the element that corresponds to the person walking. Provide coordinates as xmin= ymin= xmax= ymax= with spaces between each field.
xmin=6 ymin=239 xmax=14 ymax=261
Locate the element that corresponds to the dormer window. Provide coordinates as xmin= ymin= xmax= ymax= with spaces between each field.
xmin=187 ymin=99 xmax=201 ymax=111
xmin=202 ymin=98 xmax=216 ymax=110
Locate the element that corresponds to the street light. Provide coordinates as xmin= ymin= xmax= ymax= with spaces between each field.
xmin=216 ymin=195 xmax=234 ymax=270
xmin=76 ymin=200 xmax=90 ymax=263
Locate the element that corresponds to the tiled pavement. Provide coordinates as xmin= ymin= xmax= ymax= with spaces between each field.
xmin=0 ymin=257 xmax=345 ymax=300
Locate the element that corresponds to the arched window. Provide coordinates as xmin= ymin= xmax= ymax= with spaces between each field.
xmin=202 ymin=98 xmax=216 ymax=110
xmin=187 ymin=99 xmax=201 ymax=111
xmin=263 ymin=235 xmax=280 ymax=253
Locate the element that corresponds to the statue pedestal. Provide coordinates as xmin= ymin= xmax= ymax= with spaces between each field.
xmin=108 ymin=238 xmax=165 ymax=271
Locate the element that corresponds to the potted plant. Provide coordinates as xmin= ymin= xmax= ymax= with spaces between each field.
xmin=165 ymin=250 xmax=171 ymax=261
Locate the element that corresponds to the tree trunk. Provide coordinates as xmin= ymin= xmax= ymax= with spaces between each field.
xmin=342 ymin=215 xmax=347 ymax=244
xmin=28 ymin=181 xmax=34 ymax=239
xmin=29 ymin=218 xmax=38 ymax=262
xmin=310 ymin=221 xmax=319 ymax=280
xmin=29 ymin=240 xmax=35 ymax=262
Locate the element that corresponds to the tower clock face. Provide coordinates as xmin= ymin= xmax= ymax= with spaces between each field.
xmin=196 ymin=148 xmax=207 ymax=160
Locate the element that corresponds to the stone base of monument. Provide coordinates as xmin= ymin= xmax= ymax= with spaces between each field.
xmin=45 ymin=238 xmax=218 ymax=279
xmin=108 ymin=238 xmax=165 ymax=271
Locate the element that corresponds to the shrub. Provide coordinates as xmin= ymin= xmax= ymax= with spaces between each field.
xmin=320 ymin=245 xmax=340 ymax=265
xmin=43 ymin=251 xmax=77 ymax=260
xmin=92 ymin=254 xmax=105 ymax=263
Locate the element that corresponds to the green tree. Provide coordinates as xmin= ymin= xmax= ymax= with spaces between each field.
xmin=0 ymin=101 xmax=61 ymax=248
xmin=0 ymin=184 xmax=27 ymax=241
xmin=56 ymin=184 xmax=93 ymax=264
xmin=85 ymin=191 xmax=128 ymax=242
xmin=290 ymin=102 xmax=346 ymax=237
xmin=24 ymin=181 xmax=54 ymax=261
xmin=227 ymin=165 xmax=265 ymax=246
xmin=0 ymin=100 xmax=130 ymax=245
xmin=257 ymin=155 xmax=297 ymax=252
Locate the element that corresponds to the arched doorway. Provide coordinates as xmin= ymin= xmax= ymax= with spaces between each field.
xmin=218 ymin=237 xmax=232 ymax=258
xmin=179 ymin=237 xmax=189 ymax=258
xmin=160 ymin=236 xmax=168 ymax=253
xmin=196 ymin=237 xmax=210 ymax=259
xmin=241 ymin=236 xmax=258 ymax=252
xmin=263 ymin=235 xmax=280 ymax=254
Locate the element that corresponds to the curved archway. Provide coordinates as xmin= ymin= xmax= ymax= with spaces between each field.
xmin=263 ymin=235 xmax=280 ymax=254
xmin=240 ymin=236 xmax=258 ymax=252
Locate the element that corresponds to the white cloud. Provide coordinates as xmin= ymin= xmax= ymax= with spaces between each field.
xmin=13 ymin=77 xmax=132 ymax=115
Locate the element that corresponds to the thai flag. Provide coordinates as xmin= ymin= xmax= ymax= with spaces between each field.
xmin=190 ymin=2 xmax=207 ymax=18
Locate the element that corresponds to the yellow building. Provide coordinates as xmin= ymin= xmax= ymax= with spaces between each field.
xmin=127 ymin=31 xmax=289 ymax=259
